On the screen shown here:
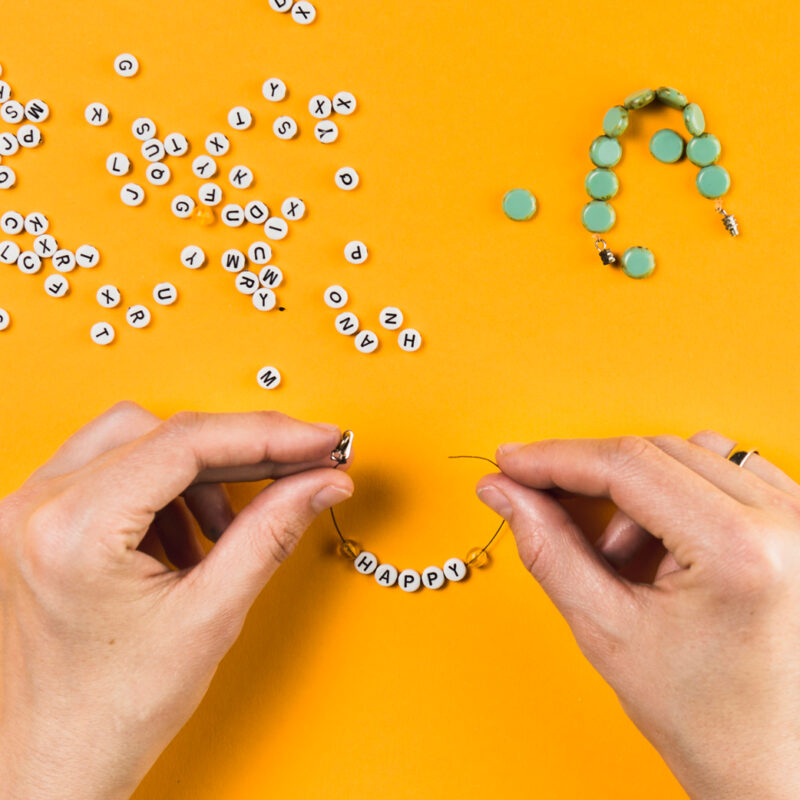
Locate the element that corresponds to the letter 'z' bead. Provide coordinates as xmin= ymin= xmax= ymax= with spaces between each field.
xmin=621 ymin=246 xmax=655 ymax=279
xmin=354 ymin=551 xmax=378 ymax=575
xmin=398 ymin=569 xmax=421 ymax=592
xmin=696 ymin=165 xmax=730 ymax=199
xmin=502 ymin=188 xmax=537 ymax=221
xmin=581 ymin=200 xmax=616 ymax=233
xmin=374 ymin=563 xmax=398 ymax=587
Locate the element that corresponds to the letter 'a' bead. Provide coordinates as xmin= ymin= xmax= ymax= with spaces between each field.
xmin=443 ymin=557 xmax=467 ymax=582
xmin=621 ymin=246 xmax=655 ymax=279
xmin=602 ymin=105 xmax=629 ymax=137
xmin=683 ymin=103 xmax=705 ymax=136
xmin=374 ymin=563 xmax=398 ymax=587
xmin=696 ymin=164 xmax=730 ymax=198
xmin=338 ymin=539 xmax=360 ymax=559
xmin=623 ymin=88 xmax=655 ymax=109
xmin=398 ymin=569 xmax=421 ymax=592
xmin=422 ymin=566 xmax=445 ymax=590
xmin=585 ymin=168 xmax=618 ymax=200
xmin=589 ymin=136 xmax=622 ymax=168
xmin=581 ymin=200 xmax=616 ymax=233
xmin=466 ymin=548 xmax=489 ymax=568
xmin=656 ymin=86 xmax=688 ymax=109
xmin=686 ymin=133 xmax=721 ymax=167
xmin=354 ymin=551 xmax=378 ymax=575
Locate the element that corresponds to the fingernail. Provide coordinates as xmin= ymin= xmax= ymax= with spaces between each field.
xmin=497 ymin=442 xmax=524 ymax=456
xmin=476 ymin=485 xmax=512 ymax=518
xmin=313 ymin=422 xmax=341 ymax=433
xmin=311 ymin=484 xmax=352 ymax=514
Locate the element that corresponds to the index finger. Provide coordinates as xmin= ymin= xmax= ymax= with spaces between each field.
xmin=496 ymin=436 xmax=744 ymax=567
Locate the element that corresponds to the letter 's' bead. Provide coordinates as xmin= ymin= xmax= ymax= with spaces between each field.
xmin=602 ymin=105 xmax=629 ymax=137
xmin=589 ymin=136 xmax=622 ymax=168
xmin=338 ymin=539 xmax=360 ymax=559
xmin=466 ymin=547 xmax=489 ymax=568
xmin=585 ymin=168 xmax=619 ymax=200
xmin=621 ymin=246 xmax=655 ymax=279
xmin=696 ymin=165 xmax=730 ymax=199
xmin=649 ymin=129 xmax=685 ymax=163
xmin=623 ymin=88 xmax=655 ymax=109
xmin=683 ymin=102 xmax=705 ymax=136
xmin=581 ymin=200 xmax=616 ymax=233
xmin=656 ymin=86 xmax=688 ymax=109
xmin=686 ymin=133 xmax=721 ymax=167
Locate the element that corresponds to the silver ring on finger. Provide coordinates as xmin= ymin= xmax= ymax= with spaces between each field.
xmin=727 ymin=448 xmax=760 ymax=468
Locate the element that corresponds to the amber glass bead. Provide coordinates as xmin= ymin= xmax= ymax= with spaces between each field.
xmin=466 ymin=547 xmax=489 ymax=568
xmin=338 ymin=539 xmax=361 ymax=559
xmin=195 ymin=206 xmax=216 ymax=226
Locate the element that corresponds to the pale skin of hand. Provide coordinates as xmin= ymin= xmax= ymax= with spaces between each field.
xmin=477 ymin=430 xmax=800 ymax=800
xmin=0 ymin=402 xmax=354 ymax=800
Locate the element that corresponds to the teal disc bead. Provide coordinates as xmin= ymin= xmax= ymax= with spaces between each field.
xmin=581 ymin=200 xmax=616 ymax=233
xmin=683 ymin=102 xmax=706 ymax=136
xmin=502 ymin=188 xmax=537 ymax=221
xmin=696 ymin=165 xmax=730 ymax=198
xmin=621 ymin=246 xmax=655 ymax=279
xmin=623 ymin=88 xmax=656 ymax=109
xmin=649 ymin=128 xmax=685 ymax=163
xmin=602 ymin=105 xmax=629 ymax=137
xmin=589 ymin=136 xmax=622 ymax=168
xmin=656 ymin=86 xmax=688 ymax=109
xmin=686 ymin=133 xmax=721 ymax=166
xmin=585 ymin=168 xmax=619 ymax=200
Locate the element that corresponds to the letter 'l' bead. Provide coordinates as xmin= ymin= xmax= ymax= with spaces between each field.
xmin=354 ymin=551 xmax=378 ymax=575
xmin=374 ymin=563 xmax=398 ymax=587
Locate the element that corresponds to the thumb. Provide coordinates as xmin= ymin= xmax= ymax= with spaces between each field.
xmin=193 ymin=467 xmax=353 ymax=613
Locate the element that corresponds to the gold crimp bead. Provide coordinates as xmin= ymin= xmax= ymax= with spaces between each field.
xmin=338 ymin=539 xmax=361 ymax=559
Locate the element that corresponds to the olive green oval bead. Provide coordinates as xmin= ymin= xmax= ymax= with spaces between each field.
xmin=585 ymin=168 xmax=619 ymax=200
xmin=621 ymin=247 xmax=655 ymax=279
xmin=589 ymin=136 xmax=622 ymax=168
xmin=656 ymin=86 xmax=688 ymax=109
xmin=623 ymin=88 xmax=655 ymax=110
xmin=686 ymin=133 xmax=721 ymax=167
xmin=602 ymin=105 xmax=629 ymax=138
xmin=683 ymin=103 xmax=705 ymax=136
xmin=696 ymin=165 xmax=730 ymax=198
xmin=581 ymin=200 xmax=616 ymax=233
xmin=649 ymin=129 xmax=685 ymax=163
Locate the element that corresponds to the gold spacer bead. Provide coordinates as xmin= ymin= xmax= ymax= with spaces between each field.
xmin=338 ymin=539 xmax=360 ymax=560
xmin=465 ymin=547 xmax=489 ymax=568
xmin=194 ymin=206 xmax=216 ymax=226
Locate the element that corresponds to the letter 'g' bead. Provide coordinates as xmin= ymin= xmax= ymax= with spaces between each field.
xmin=374 ymin=563 xmax=398 ymax=587
xmin=585 ymin=168 xmax=618 ymax=200
xmin=590 ymin=136 xmax=622 ymax=168
xmin=696 ymin=164 xmax=730 ymax=198
xmin=581 ymin=200 xmax=616 ymax=233
xmin=686 ymin=133 xmax=721 ymax=167
xmin=621 ymin=246 xmax=655 ymax=279
xmin=602 ymin=105 xmax=629 ymax=137
xmin=354 ymin=551 xmax=378 ymax=575
xmin=443 ymin=557 xmax=467 ymax=582
xmin=623 ymin=88 xmax=655 ymax=109
xmin=398 ymin=569 xmax=421 ymax=592
xmin=422 ymin=566 xmax=445 ymax=589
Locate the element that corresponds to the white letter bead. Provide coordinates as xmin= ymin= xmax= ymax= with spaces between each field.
xmin=0 ymin=241 xmax=20 ymax=264
xmin=85 ymin=102 xmax=110 ymax=126
xmin=17 ymin=124 xmax=42 ymax=148
xmin=259 ymin=265 xmax=283 ymax=288
xmin=205 ymin=132 xmax=230 ymax=156
xmin=235 ymin=270 xmax=259 ymax=295
xmin=24 ymin=212 xmax=48 ymax=235
xmin=292 ymin=1 xmax=316 ymax=24
xmin=335 ymin=167 xmax=359 ymax=190
xmin=1 ymin=211 xmax=23 ymax=234
xmin=222 ymin=204 xmax=245 ymax=227
xmin=244 ymin=200 xmax=269 ymax=224
xmin=264 ymin=217 xmax=288 ymax=240
xmin=380 ymin=306 xmax=403 ymax=330
xmin=344 ymin=240 xmax=368 ymax=264
xmin=354 ymin=551 xmax=378 ymax=575
xmin=422 ymin=566 xmax=446 ymax=590
xmin=262 ymin=78 xmax=287 ymax=101
xmin=91 ymin=321 xmax=115 ymax=345
xmin=76 ymin=244 xmax=100 ymax=268
xmin=24 ymin=99 xmax=49 ymax=123
xmin=153 ymin=282 xmax=178 ymax=305
xmin=114 ymin=53 xmax=139 ymax=77
xmin=444 ymin=557 xmax=468 ymax=582
xmin=199 ymin=182 xmax=223 ymax=206
xmin=228 ymin=106 xmax=252 ymax=130
xmin=0 ymin=308 xmax=9 ymax=331
xmin=398 ymin=328 xmax=422 ymax=352
xmin=17 ymin=251 xmax=42 ymax=274
xmin=126 ymin=304 xmax=151 ymax=328
xmin=164 ymin=132 xmax=189 ymax=156
xmin=314 ymin=120 xmax=338 ymax=143
xmin=1 ymin=101 xmax=24 ymax=124
xmin=97 ymin=284 xmax=121 ymax=308
xmin=192 ymin=155 xmax=217 ymax=178
xmin=268 ymin=0 xmax=293 ymax=11
xmin=281 ymin=196 xmax=305 ymax=220
xmin=52 ymin=249 xmax=76 ymax=273
xmin=106 ymin=152 xmax=131 ymax=176
xmin=256 ymin=365 xmax=282 ymax=389
xmin=273 ymin=116 xmax=298 ymax=140
xmin=0 ymin=166 xmax=16 ymax=189
xmin=333 ymin=91 xmax=357 ymax=115
xmin=132 ymin=117 xmax=156 ymax=140
xmin=398 ymin=569 xmax=421 ymax=592
xmin=180 ymin=245 xmax=206 ymax=269
xmin=247 ymin=241 xmax=272 ymax=264
xmin=0 ymin=132 xmax=19 ymax=156
xmin=141 ymin=138 xmax=165 ymax=162
xmin=334 ymin=311 xmax=359 ymax=335
xmin=252 ymin=287 xmax=277 ymax=311
xmin=171 ymin=194 xmax=195 ymax=218
xmin=308 ymin=95 xmax=332 ymax=119
xmin=374 ymin=564 xmax=398 ymax=587
xmin=33 ymin=234 xmax=58 ymax=258
xmin=146 ymin=163 xmax=171 ymax=185
xmin=229 ymin=165 xmax=254 ymax=189
xmin=121 ymin=183 xmax=145 ymax=206
xmin=44 ymin=274 xmax=69 ymax=298
xmin=354 ymin=329 xmax=379 ymax=353
xmin=0 ymin=81 xmax=8 ymax=101
xmin=324 ymin=285 xmax=348 ymax=308
xmin=222 ymin=248 xmax=246 ymax=273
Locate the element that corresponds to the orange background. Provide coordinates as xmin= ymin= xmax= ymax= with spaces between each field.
xmin=1 ymin=1 xmax=799 ymax=797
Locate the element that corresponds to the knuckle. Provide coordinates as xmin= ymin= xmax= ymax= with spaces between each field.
xmin=107 ymin=399 xmax=146 ymax=419
xmin=607 ymin=436 xmax=653 ymax=472
xmin=725 ymin=527 xmax=787 ymax=597
xmin=260 ymin=514 xmax=306 ymax=565
xmin=649 ymin=433 xmax=684 ymax=453
xmin=22 ymin=498 xmax=72 ymax=576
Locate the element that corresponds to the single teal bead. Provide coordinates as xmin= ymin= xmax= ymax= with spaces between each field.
xmin=581 ymin=200 xmax=616 ymax=233
xmin=621 ymin=246 xmax=655 ymax=279
xmin=686 ymin=133 xmax=721 ymax=166
xmin=649 ymin=129 xmax=685 ymax=163
xmin=602 ymin=105 xmax=629 ymax=137
xmin=656 ymin=86 xmax=688 ymax=109
xmin=589 ymin=136 xmax=622 ymax=168
xmin=585 ymin=168 xmax=619 ymax=200
xmin=696 ymin=165 xmax=730 ymax=198
xmin=502 ymin=188 xmax=537 ymax=221
xmin=623 ymin=88 xmax=656 ymax=110
xmin=683 ymin=103 xmax=705 ymax=136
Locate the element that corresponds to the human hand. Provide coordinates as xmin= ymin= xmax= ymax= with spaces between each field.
xmin=0 ymin=402 xmax=353 ymax=800
xmin=476 ymin=431 xmax=800 ymax=800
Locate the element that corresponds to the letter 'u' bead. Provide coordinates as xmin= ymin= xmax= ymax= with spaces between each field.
xmin=422 ymin=566 xmax=445 ymax=589
xmin=354 ymin=551 xmax=378 ymax=575
xmin=398 ymin=569 xmax=421 ymax=592
xmin=374 ymin=563 xmax=398 ymax=587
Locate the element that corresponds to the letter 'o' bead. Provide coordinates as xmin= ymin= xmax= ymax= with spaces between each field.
xmin=589 ymin=136 xmax=622 ymax=168
xmin=696 ymin=165 xmax=730 ymax=199
xmin=581 ymin=200 xmax=616 ymax=233
xmin=624 ymin=88 xmax=655 ymax=109
xmin=466 ymin=548 xmax=489 ymax=568
xmin=656 ymin=86 xmax=688 ymax=109
xmin=374 ymin=564 xmax=398 ymax=587
xmin=443 ymin=557 xmax=468 ymax=582
xmin=683 ymin=103 xmax=706 ymax=136
xmin=422 ymin=566 xmax=446 ymax=590
xmin=602 ymin=105 xmax=629 ymax=137
xmin=585 ymin=168 xmax=619 ymax=200
xmin=649 ymin=129 xmax=685 ymax=163
xmin=621 ymin=246 xmax=655 ymax=279
xmin=686 ymin=133 xmax=721 ymax=167
xmin=354 ymin=551 xmax=378 ymax=575
xmin=398 ymin=569 xmax=421 ymax=592
xmin=338 ymin=539 xmax=360 ymax=559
